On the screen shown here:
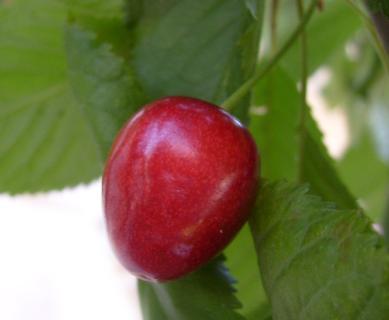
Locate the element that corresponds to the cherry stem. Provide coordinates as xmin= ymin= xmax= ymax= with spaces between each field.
xmin=346 ymin=0 xmax=389 ymax=74
xmin=222 ymin=0 xmax=319 ymax=111
xmin=296 ymin=0 xmax=308 ymax=183
xmin=271 ymin=0 xmax=279 ymax=54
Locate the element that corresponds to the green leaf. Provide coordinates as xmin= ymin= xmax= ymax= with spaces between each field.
xmin=138 ymin=256 xmax=245 ymax=320
xmin=244 ymin=0 xmax=261 ymax=20
xmin=250 ymin=67 xmax=357 ymax=209
xmin=65 ymin=23 xmax=145 ymax=158
xmin=300 ymin=130 xmax=357 ymax=209
xmin=367 ymin=0 xmax=389 ymax=17
xmin=132 ymin=0 xmax=262 ymax=121
xmin=250 ymin=68 xmax=299 ymax=181
xmin=63 ymin=0 xmax=141 ymax=55
xmin=250 ymin=181 xmax=389 ymax=319
xmin=337 ymin=132 xmax=389 ymax=221
xmin=0 ymin=0 xmax=101 ymax=193
xmin=281 ymin=0 xmax=362 ymax=79
xmin=62 ymin=0 xmax=125 ymax=18
xmin=125 ymin=0 xmax=143 ymax=26
xmin=224 ymin=226 xmax=271 ymax=320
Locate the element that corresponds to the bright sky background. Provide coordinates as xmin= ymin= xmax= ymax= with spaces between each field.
xmin=0 ymin=181 xmax=142 ymax=320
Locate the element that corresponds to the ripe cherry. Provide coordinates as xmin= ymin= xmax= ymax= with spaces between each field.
xmin=103 ymin=97 xmax=259 ymax=282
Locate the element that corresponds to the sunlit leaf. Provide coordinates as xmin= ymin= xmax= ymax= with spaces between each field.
xmin=0 ymin=0 xmax=101 ymax=193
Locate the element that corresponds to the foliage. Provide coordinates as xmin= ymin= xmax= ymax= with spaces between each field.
xmin=366 ymin=0 xmax=389 ymax=17
xmin=1 ymin=0 xmax=389 ymax=319
xmin=250 ymin=181 xmax=389 ymax=319
xmin=138 ymin=256 xmax=245 ymax=320
xmin=0 ymin=0 xmax=102 ymax=193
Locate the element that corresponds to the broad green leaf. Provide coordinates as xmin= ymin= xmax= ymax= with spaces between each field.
xmin=138 ymin=256 xmax=245 ymax=320
xmin=62 ymin=0 xmax=125 ymax=18
xmin=250 ymin=181 xmax=389 ymax=319
xmin=63 ymin=0 xmax=141 ymax=55
xmin=225 ymin=226 xmax=271 ymax=320
xmin=138 ymin=280 xmax=169 ymax=320
xmin=132 ymin=0 xmax=262 ymax=121
xmin=250 ymin=68 xmax=299 ymax=181
xmin=337 ymin=132 xmax=389 ymax=221
xmin=0 ymin=0 xmax=101 ymax=193
xmin=125 ymin=0 xmax=143 ymax=26
xmin=300 ymin=130 xmax=357 ymax=209
xmin=65 ymin=23 xmax=145 ymax=158
xmin=280 ymin=0 xmax=362 ymax=79
xmin=250 ymin=67 xmax=357 ymax=209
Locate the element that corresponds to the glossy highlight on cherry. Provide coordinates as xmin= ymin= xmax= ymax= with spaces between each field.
xmin=103 ymin=96 xmax=259 ymax=282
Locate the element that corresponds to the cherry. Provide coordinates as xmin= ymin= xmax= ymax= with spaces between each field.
xmin=103 ymin=97 xmax=259 ymax=282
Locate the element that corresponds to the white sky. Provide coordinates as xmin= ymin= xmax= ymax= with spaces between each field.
xmin=0 ymin=182 xmax=142 ymax=320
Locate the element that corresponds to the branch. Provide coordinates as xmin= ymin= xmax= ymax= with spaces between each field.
xmin=222 ymin=0 xmax=319 ymax=110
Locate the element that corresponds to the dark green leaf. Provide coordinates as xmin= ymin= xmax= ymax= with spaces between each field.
xmin=65 ymin=23 xmax=145 ymax=158
xmin=250 ymin=68 xmax=299 ymax=181
xmin=250 ymin=67 xmax=357 ymax=209
xmin=125 ymin=0 xmax=143 ymax=26
xmin=0 ymin=0 xmax=101 ymax=193
xmin=366 ymin=0 xmax=389 ymax=17
xmin=63 ymin=0 xmax=140 ymax=56
xmin=132 ymin=0 xmax=262 ymax=121
xmin=300 ymin=129 xmax=357 ymax=209
xmin=250 ymin=181 xmax=389 ymax=319
xmin=138 ymin=256 xmax=245 ymax=320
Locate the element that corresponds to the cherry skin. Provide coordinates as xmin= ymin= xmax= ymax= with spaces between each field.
xmin=103 ymin=97 xmax=259 ymax=282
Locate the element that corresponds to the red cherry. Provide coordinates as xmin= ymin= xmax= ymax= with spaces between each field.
xmin=103 ymin=97 xmax=259 ymax=282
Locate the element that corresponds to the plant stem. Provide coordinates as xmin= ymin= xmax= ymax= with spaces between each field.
xmin=222 ymin=0 xmax=319 ymax=110
xmin=271 ymin=0 xmax=279 ymax=54
xmin=370 ymin=12 xmax=389 ymax=53
xmin=346 ymin=0 xmax=389 ymax=74
xmin=384 ymin=196 xmax=389 ymax=252
xmin=296 ymin=0 xmax=308 ymax=183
